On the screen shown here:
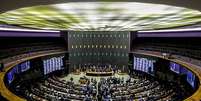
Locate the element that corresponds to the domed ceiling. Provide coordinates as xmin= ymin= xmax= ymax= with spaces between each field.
xmin=0 ymin=2 xmax=201 ymax=31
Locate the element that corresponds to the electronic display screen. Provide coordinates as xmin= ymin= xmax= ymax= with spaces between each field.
xmin=7 ymin=67 xmax=17 ymax=84
xmin=169 ymin=62 xmax=195 ymax=88
xmin=20 ymin=61 xmax=31 ymax=72
xmin=43 ymin=56 xmax=64 ymax=75
xmin=170 ymin=62 xmax=180 ymax=74
xmin=7 ymin=61 xmax=31 ymax=84
xmin=169 ymin=62 xmax=188 ymax=75
xmin=133 ymin=56 xmax=156 ymax=74
xmin=187 ymin=70 xmax=195 ymax=88
xmin=7 ymin=71 xmax=14 ymax=84
xmin=14 ymin=61 xmax=31 ymax=74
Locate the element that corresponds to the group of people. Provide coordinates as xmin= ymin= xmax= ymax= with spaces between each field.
xmin=73 ymin=64 xmax=120 ymax=73
xmin=86 ymin=66 xmax=113 ymax=73
xmin=16 ymin=72 xmax=183 ymax=101
xmin=97 ymin=77 xmax=158 ymax=101
xmin=25 ymin=76 xmax=97 ymax=101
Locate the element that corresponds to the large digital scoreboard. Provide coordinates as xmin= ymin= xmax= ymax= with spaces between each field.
xmin=133 ymin=56 xmax=156 ymax=74
xmin=43 ymin=56 xmax=64 ymax=75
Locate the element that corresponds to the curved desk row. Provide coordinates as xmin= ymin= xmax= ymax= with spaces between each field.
xmin=133 ymin=50 xmax=201 ymax=101
xmin=0 ymin=49 xmax=67 ymax=101
xmin=86 ymin=71 xmax=113 ymax=76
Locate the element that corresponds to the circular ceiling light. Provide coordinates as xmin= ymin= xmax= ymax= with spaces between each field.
xmin=0 ymin=2 xmax=201 ymax=31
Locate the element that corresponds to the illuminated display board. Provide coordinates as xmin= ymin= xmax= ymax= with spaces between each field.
xmin=169 ymin=62 xmax=188 ymax=74
xmin=7 ymin=61 xmax=31 ymax=84
xmin=43 ymin=56 xmax=64 ymax=75
xmin=7 ymin=67 xmax=17 ymax=84
xmin=68 ymin=31 xmax=129 ymax=67
xmin=133 ymin=56 xmax=156 ymax=74
xmin=187 ymin=70 xmax=196 ymax=88
xmin=169 ymin=62 xmax=196 ymax=88
xmin=170 ymin=62 xmax=180 ymax=74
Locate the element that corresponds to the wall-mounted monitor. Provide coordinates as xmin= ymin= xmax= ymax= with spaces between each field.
xmin=187 ymin=70 xmax=195 ymax=88
xmin=169 ymin=62 xmax=195 ymax=88
xmin=169 ymin=62 xmax=188 ymax=75
xmin=20 ymin=61 xmax=31 ymax=73
xmin=170 ymin=62 xmax=180 ymax=74
xmin=7 ymin=67 xmax=17 ymax=84
xmin=13 ymin=61 xmax=31 ymax=74
xmin=43 ymin=56 xmax=64 ymax=75
xmin=6 ymin=61 xmax=31 ymax=84
xmin=133 ymin=56 xmax=156 ymax=74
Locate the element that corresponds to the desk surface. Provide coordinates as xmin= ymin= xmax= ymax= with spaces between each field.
xmin=0 ymin=50 xmax=66 ymax=101
xmin=86 ymin=71 xmax=113 ymax=76
xmin=86 ymin=71 xmax=113 ymax=74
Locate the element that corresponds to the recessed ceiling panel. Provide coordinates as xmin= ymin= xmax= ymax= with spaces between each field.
xmin=0 ymin=2 xmax=201 ymax=31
